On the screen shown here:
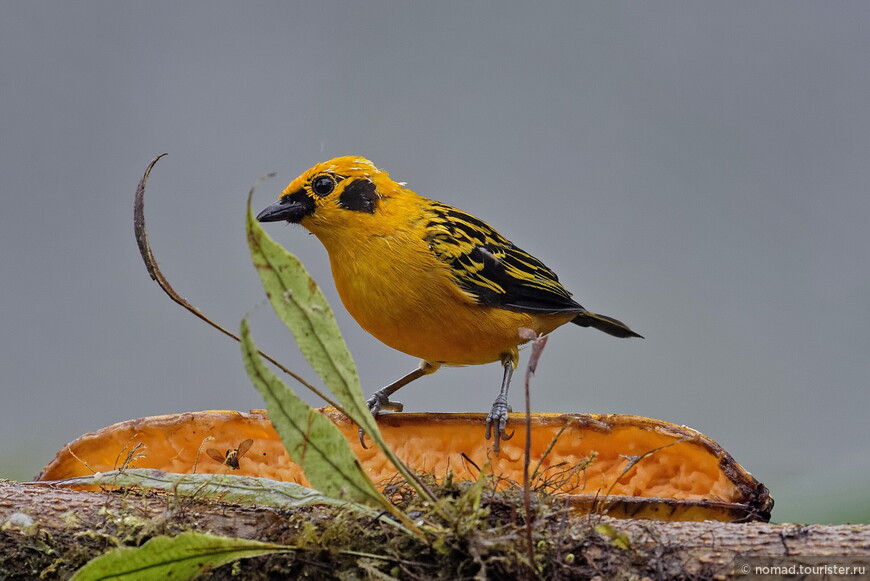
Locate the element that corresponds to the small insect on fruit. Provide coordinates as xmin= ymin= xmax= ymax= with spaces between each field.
xmin=206 ymin=438 xmax=254 ymax=470
xmin=257 ymin=157 xmax=642 ymax=452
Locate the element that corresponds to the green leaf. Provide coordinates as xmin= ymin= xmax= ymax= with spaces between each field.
xmin=245 ymin=194 xmax=373 ymax=431
xmin=46 ymin=469 xmax=413 ymax=536
xmin=71 ymin=531 xmax=289 ymax=581
xmin=240 ymin=319 xmax=395 ymax=513
xmin=245 ymin=193 xmax=437 ymax=507
xmin=48 ymin=469 xmax=356 ymax=509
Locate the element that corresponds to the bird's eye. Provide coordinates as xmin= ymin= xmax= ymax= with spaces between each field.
xmin=311 ymin=174 xmax=336 ymax=197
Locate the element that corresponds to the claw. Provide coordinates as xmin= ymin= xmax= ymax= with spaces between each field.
xmin=485 ymin=395 xmax=513 ymax=453
xmin=359 ymin=392 xmax=404 ymax=448
xmin=365 ymin=391 xmax=404 ymax=415
xmin=356 ymin=363 xmax=436 ymax=449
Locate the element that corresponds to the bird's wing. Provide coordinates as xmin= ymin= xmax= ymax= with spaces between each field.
xmin=423 ymin=202 xmax=584 ymax=314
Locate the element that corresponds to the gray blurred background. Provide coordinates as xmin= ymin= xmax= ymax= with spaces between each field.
xmin=2 ymin=2 xmax=868 ymax=524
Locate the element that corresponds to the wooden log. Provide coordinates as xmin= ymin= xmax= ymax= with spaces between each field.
xmin=1 ymin=481 xmax=867 ymax=580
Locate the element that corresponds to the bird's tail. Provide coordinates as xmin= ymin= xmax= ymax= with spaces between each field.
xmin=572 ymin=311 xmax=644 ymax=339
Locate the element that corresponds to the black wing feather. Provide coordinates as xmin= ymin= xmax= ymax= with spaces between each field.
xmin=423 ymin=202 xmax=584 ymax=314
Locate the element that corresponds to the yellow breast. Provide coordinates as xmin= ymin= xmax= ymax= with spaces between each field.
xmin=316 ymin=219 xmax=571 ymax=365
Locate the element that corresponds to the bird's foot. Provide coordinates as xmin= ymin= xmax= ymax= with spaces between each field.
xmin=366 ymin=391 xmax=405 ymax=415
xmin=484 ymin=396 xmax=514 ymax=453
xmin=358 ymin=391 xmax=404 ymax=448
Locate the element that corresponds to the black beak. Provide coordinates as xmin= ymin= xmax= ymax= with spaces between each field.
xmin=256 ymin=192 xmax=315 ymax=223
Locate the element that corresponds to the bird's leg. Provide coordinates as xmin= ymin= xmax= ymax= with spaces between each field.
xmin=365 ymin=360 xmax=440 ymax=414
xmin=359 ymin=360 xmax=440 ymax=446
xmin=485 ymin=354 xmax=516 ymax=453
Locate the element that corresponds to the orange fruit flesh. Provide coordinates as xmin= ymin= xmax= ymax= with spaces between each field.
xmin=36 ymin=409 xmax=771 ymax=522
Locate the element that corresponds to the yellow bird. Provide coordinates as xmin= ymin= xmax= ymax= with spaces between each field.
xmin=257 ymin=156 xmax=642 ymax=450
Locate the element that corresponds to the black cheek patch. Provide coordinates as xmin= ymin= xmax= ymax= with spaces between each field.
xmin=338 ymin=178 xmax=378 ymax=213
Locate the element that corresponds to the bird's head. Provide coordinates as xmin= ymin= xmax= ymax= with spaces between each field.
xmin=257 ymin=156 xmax=405 ymax=237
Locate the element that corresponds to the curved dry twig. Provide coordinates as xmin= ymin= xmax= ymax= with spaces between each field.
xmin=134 ymin=154 xmax=340 ymax=408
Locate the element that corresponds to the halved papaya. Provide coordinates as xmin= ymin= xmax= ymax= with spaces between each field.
xmin=36 ymin=409 xmax=772 ymax=522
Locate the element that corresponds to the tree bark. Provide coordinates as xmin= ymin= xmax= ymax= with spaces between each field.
xmin=1 ymin=481 xmax=867 ymax=580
